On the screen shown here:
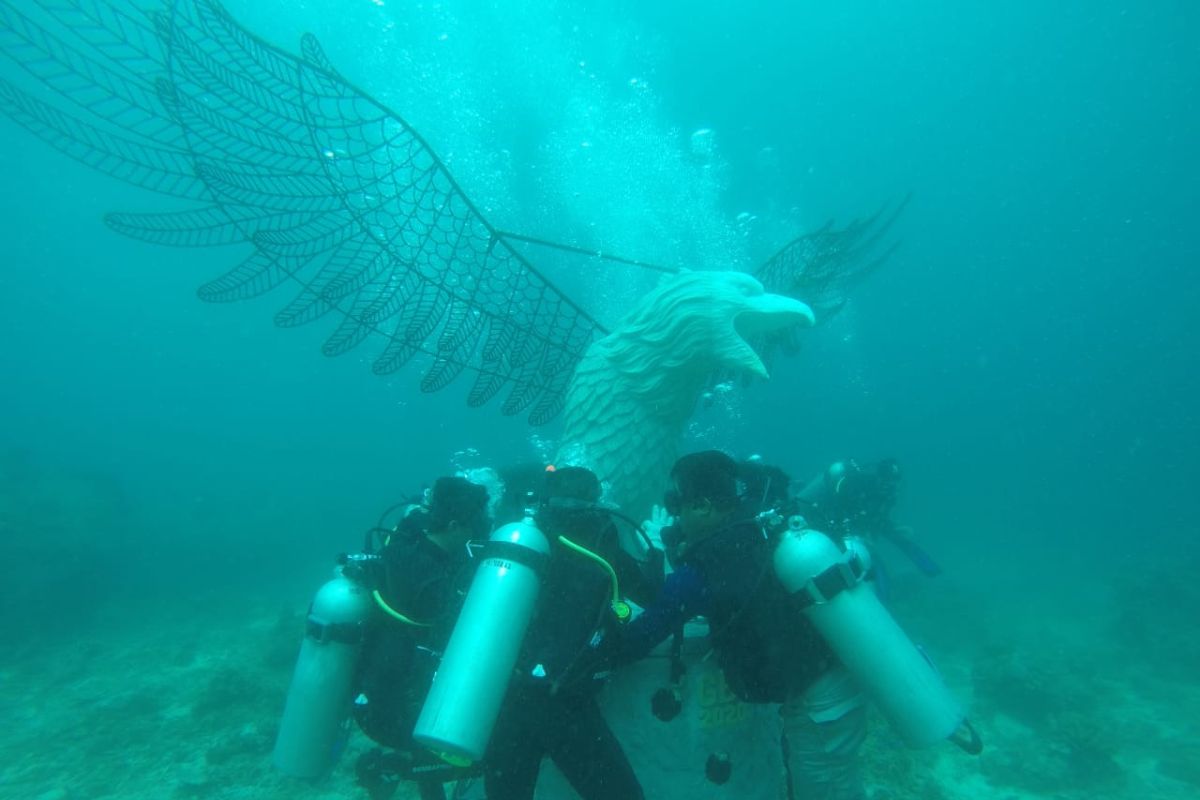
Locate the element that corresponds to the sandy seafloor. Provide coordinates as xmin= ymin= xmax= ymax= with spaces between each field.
xmin=2 ymin=462 xmax=1197 ymax=800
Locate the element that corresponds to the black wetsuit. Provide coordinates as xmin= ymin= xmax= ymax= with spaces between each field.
xmin=618 ymin=518 xmax=834 ymax=703
xmin=484 ymin=509 xmax=653 ymax=800
xmin=353 ymin=522 xmax=471 ymax=800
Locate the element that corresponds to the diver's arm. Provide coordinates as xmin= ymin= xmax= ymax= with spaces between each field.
xmin=876 ymin=523 xmax=943 ymax=577
xmin=611 ymin=564 xmax=707 ymax=664
xmin=612 ymin=546 xmax=665 ymax=606
xmin=795 ymin=465 xmax=836 ymax=505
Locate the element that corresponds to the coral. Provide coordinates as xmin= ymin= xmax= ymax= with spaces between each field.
xmin=1107 ymin=552 xmax=1200 ymax=680
xmin=970 ymin=643 xmax=1131 ymax=796
xmin=190 ymin=667 xmax=280 ymax=723
xmin=1047 ymin=710 xmax=1124 ymax=788
xmin=970 ymin=644 xmax=1105 ymax=727
xmin=859 ymin=711 xmax=947 ymax=800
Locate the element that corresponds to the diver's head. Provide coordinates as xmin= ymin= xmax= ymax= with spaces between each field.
xmin=831 ymin=459 xmax=900 ymax=518
xmin=535 ymin=466 xmax=606 ymax=537
xmin=427 ymin=476 xmax=491 ymax=547
xmin=738 ymin=458 xmax=791 ymax=512
xmin=458 ymin=466 xmax=506 ymax=522
xmin=875 ymin=458 xmax=902 ymax=486
xmin=543 ymin=466 xmax=603 ymax=507
xmin=666 ymin=451 xmax=739 ymax=546
xmin=873 ymin=458 xmax=902 ymax=504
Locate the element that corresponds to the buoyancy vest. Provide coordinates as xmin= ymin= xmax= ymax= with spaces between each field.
xmin=515 ymin=508 xmax=627 ymax=696
xmin=352 ymin=523 xmax=468 ymax=749
xmin=683 ymin=519 xmax=834 ymax=703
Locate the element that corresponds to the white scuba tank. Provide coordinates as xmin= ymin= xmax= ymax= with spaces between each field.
xmin=413 ymin=518 xmax=550 ymax=764
xmin=773 ymin=528 xmax=964 ymax=748
xmin=272 ymin=567 xmax=372 ymax=778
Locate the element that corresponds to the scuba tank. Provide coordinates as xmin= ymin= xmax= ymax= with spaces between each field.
xmin=773 ymin=527 xmax=980 ymax=753
xmin=413 ymin=517 xmax=550 ymax=764
xmin=273 ymin=565 xmax=373 ymax=778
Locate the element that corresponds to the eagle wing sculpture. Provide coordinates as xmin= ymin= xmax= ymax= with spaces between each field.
xmin=0 ymin=0 xmax=901 ymax=443
xmin=756 ymin=195 xmax=909 ymax=324
xmin=0 ymin=0 xmax=604 ymax=424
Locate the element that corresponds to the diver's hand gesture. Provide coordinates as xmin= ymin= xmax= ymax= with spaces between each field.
xmin=642 ymin=504 xmax=675 ymax=549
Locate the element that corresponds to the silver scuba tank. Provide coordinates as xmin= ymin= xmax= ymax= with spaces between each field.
xmin=773 ymin=527 xmax=966 ymax=749
xmin=272 ymin=566 xmax=372 ymax=778
xmin=413 ymin=518 xmax=550 ymax=764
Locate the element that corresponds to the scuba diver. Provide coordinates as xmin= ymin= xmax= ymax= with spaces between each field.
xmin=612 ymin=451 xmax=978 ymax=799
xmin=614 ymin=450 xmax=865 ymax=800
xmin=272 ymin=475 xmax=492 ymax=800
xmin=794 ymin=459 xmax=942 ymax=589
xmin=651 ymin=457 xmax=791 ymax=566
xmin=351 ymin=476 xmax=494 ymax=800
xmin=482 ymin=465 xmax=662 ymax=800
xmin=738 ymin=455 xmax=794 ymax=516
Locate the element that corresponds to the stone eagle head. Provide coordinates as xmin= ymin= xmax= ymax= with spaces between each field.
xmin=596 ymin=270 xmax=815 ymax=389
xmin=557 ymin=271 xmax=814 ymax=517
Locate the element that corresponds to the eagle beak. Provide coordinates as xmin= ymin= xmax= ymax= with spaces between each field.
xmin=727 ymin=294 xmax=815 ymax=379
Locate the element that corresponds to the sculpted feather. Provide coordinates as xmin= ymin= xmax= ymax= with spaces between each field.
xmin=556 ymin=271 xmax=814 ymax=517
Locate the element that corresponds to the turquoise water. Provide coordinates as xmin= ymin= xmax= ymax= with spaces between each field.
xmin=1 ymin=2 xmax=1196 ymax=798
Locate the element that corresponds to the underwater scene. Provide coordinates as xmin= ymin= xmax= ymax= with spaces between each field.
xmin=1 ymin=1 xmax=1197 ymax=799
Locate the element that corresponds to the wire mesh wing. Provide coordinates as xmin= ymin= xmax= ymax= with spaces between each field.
xmin=755 ymin=194 xmax=910 ymax=325
xmin=726 ymin=195 xmax=911 ymax=374
xmin=0 ymin=0 xmax=604 ymax=424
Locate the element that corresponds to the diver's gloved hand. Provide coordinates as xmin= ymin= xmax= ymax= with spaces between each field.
xmin=642 ymin=504 xmax=675 ymax=549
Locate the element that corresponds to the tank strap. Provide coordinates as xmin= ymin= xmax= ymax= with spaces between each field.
xmin=306 ymin=615 xmax=366 ymax=646
xmin=791 ymin=552 xmax=867 ymax=609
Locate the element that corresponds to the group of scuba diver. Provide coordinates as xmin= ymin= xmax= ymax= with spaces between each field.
xmin=272 ymin=452 xmax=982 ymax=800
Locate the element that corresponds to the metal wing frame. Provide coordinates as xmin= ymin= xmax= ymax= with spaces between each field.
xmin=0 ymin=0 xmax=604 ymax=424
